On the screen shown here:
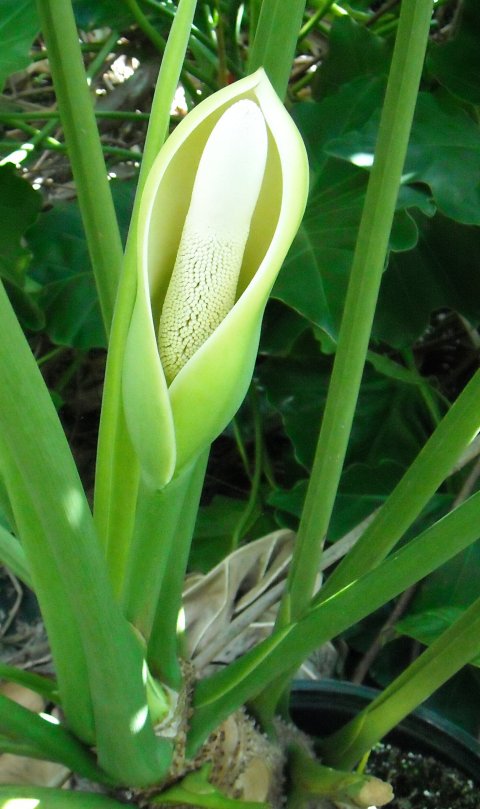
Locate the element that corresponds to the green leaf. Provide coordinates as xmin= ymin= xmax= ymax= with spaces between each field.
xmin=258 ymin=345 xmax=430 ymax=471
xmin=0 ymin=165 xmax=42 ymax=287
xmin=374 ymin=212 xmax=480 ymax=347
xmin=26 ymin=180 xmax=134 ymax=349
xmin=189 ymin=496 xmax=250 ymax=573
xmin=396 ymin=607 xmax=465 ymax=650
xmin=4 ymin=281 xmax=45 ymax=331
xmin=260 ymin=301 xmax=310 ymax=357
xmin=73 ymin=0 xmax=134 ymax=29
xmin=402 ymin=532 xmax=480 ymax=653
xmin=275 ymin=79 xmax=430 ymax=340
xmin=327 ymin=92 xmax=480 ymax=225
xmin=0 ymin=0 xmax=39 ymax=91
xmin=312 ymin=16 xmax=392 ymax=99
xmin=396 ymin=605 xmax=480 ymax=667
xmin=0 ymin=786 xmax=127 ymax=808
xmin=427 ymin=0 xmax=480 ymax=104
xmin=27 ymin=203 xmax=106 ymax=349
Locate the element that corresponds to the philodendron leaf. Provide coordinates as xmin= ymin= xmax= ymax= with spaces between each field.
xmin=73 ymin=0 xmax=134 ymax=30
xmin=258 ymin=346 xmax=430 ymax=471
xmin=26 ymin=202 xmax=105 ymax=349
xmin=396 ymin=607 xmax=480 ymax=667
xmin=327 ymin=92 xmax=480 ymax=225
xmin=427 ymin=0 xmax=480 ymax=104
xmin=26 ymin=180 xmax=135 ymax=349
xmin=274 ymin=79 xmax=433 ymax=340
xmin=0 ymin=786 xmax=127 ymax=808
xmin=373 ymin=212 xmax=480 ymax=347
xmin=0 ymin=165 xmax=42 ymax=287
xmin=312 ymin=16 xmax=392 ymax=99
xmin=0 ymin=0 xmax=39 ymax=90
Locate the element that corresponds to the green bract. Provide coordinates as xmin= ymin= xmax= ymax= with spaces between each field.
xmin=123 ymin=68 xmax=309 ymax=489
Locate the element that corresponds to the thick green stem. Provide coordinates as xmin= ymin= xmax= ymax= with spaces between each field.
xmin=285 ymin=0 xmax=434 ymax=621
xmin=289 ymin=745 xmax=393 ymax=808
xmin=319 ymin=364 xmax=480 ymax=603
xmin=321 ymin=594 xmax=480 ymax=769
xmin=0 ymin=694 xmax=110 ymax=783
xmin=247 ymin=0 xmax=307 ymax=99
xmin=94 ymin=0 xmax=198 ymax=591
xmin=0 ymin=430 xmax=95 ymax=743
xmin=148 ymin=452 xmax=209 ymax=689
xmin=35 ymin=0 xmax=123 ymax=332
xmin=0 ymin=282 xmax=172 ymax=786
xmin=122 ymin=468 xmax=196 ymax=638
xmin=299 ymin=0 xmax=337 ymax=39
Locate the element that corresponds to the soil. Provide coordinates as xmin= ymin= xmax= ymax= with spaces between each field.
xmin=367 ymin=742 xmax=478 ymax=809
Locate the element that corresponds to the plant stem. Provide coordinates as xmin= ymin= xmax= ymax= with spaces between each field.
xmin=231 ymin=388 xmax=263 ymax=551
xmin=299 ymin=0 xmax=337 ymax=39
xmin=318 ymin=364 xmax=480 ymax=603
xmin=123 ymin=0 xmax=168 ymax=55
xmin=284 ymin=0 xmax=434 ymax=622
xmin=147 ymin=452 xmax=209 ymax=689
xmin=289 ymin=744 xmax=393 ymax=808
xmin=321 ymin=593 xmax=480 ymax=769
xmin=121 ymin=468 xmax=196 ymax=638
xmin=247 ymin=0 xmax=308 ymax=99
xmin=123 ymin=0 xmax=217 ymax=90
xmin=186 ymin=488 xmax=480 ymax=754
xmin=402 ymin=347 xmax=443 ymax=428
xmin=35 ymin=0 xmax=124 ymax=333
xmin=94 ymin=0 xmax=198 ymax=590
xmin=0 ymin=693 xmax=110 ymax=782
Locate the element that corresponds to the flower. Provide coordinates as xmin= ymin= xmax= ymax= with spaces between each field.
xmin=123 ymin=68 xmax=309 ymax=488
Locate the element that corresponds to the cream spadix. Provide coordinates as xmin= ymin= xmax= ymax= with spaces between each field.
xmin=159 ymin=100 xmax=268 ymax=383
xmin=123 ymin=69 xmax=309 ymax=488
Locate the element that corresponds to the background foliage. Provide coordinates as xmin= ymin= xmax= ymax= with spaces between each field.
xmin=1 ymin=0 xmax=480 ymax=733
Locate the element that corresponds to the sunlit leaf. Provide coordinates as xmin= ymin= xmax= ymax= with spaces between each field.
xmin=327 ymin=92 xmax=480 ymax=225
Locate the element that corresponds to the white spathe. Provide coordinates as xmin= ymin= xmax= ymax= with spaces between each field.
xmin=123 ymin=69 xmax=309 ymax=488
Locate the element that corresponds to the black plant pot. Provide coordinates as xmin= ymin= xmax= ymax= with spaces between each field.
xmin=289 ymin=679 xmax=480 ymax=784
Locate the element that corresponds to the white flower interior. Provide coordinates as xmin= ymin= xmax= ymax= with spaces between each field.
xmin=158 ymin=99 xmax=268 ymax=383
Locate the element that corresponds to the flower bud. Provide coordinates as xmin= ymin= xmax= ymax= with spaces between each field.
xmin=123 ymin=69 xmax=309 ymax=488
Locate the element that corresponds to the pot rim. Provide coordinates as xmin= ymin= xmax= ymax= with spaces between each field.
xmin=290 ymin=679 xmax=480 ymax=783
